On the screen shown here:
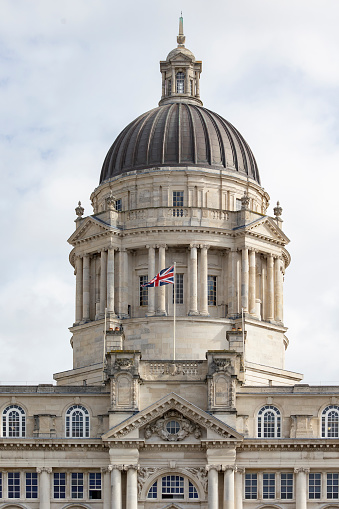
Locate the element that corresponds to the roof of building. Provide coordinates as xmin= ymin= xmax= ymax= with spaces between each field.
xmin=99 ymin=102 xmax=260 ymax=184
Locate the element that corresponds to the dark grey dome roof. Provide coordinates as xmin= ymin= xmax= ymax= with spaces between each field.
xmin=100 ymin=103 xmax=260 ymax=184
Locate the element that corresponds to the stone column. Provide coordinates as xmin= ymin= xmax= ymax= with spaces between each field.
xmin=241 ymin=248 xmax=249 ymax=313
xmin=267 ymin=254 xmax=274 ymax=320
xmin=107 ymin=247 xmax=116 ymax=317
xmin=101 ymin=467 xmax=111 ymax=509
xmin=147 ymin=245 xmax=155 ymax=316
xmin=171 ymin=68 xmax=176 ymax=94
xmin=161 ymin=71 xmax=166 ymax=97
xmin=109 ymin=465 xmax=122 ymax=509
xmin=275 ymin=257 xmax=283 ymax=323
xmin=156 ymin=245 xmax=167 ymax=316
xmin=82 ymin=254 xmax=90 ymax=321
xmin=185 ymin=70 xmax=190 ymax=95
xmin=200 ymin=244 xmax=209 ymax=316
xmin=223 ymin=466 xmax=235 ymax=509
xmin=235 ymin=467 xmax=244 ymax=509
xmin=118 ymin=248 xmax=129 ymax=318
xmin=36 ymin=467 xmax=52 ymax=509
xmin=100 ymin=249 xmax=107 ymax=317
xmin=126 ymin=465 xmax=138 ymax=509
xmin=249 ymin=249 xmax=256 ymax=315
xmin=188 ymin=244 xmax=199 ymax=315
xmin=207 ymin=466 xmax=219 ymax=509
xmin=261 ymin=257 xmax=266 ymax=320
xmin=196 ymin=71 xmax=200 ymax=97
xmin=294 ymin=468 xmax=309 ymax=509
xmin=75 ymin=255 xmax=83 ymax=323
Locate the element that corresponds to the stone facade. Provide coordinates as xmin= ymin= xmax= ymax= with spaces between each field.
xmin=1 ymin=17 xmax=339 ymax=509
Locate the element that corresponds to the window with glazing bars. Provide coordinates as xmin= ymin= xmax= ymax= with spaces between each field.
xmin=257 ymin=405 xmax=281 ymax=438
xmin=8 ymin=472 xmax=20 ymax=498
xmin=71 ymin=473 xmax=84 ymax=499
xmin=139 ymin=275 xmax=148 ymax=306
xmin=65 ymin=405 xmax=89 ymax=438
xmin=176 ymin=72 xmax=185 ymax=93
xmin=281 ymin=473 xmax=293 ymax=499
xmin=173 ymin=191 xmax=184 ymax=207
xmin=173 ymin=273 xmax=183 ymax=304
xmin=327 ymin=473 xmax=339 ymax=499
xmin=2 ymin=405 xmax=26 ymax=437
xmin=245 ymin=473 xmax=257 ymax=499
xmin=115 ymin=198 xmax=122 ymax=211
xmin=26 ymin=473 xmax=38 ymax=498
xmin=188 ymin=481 xmax=198 ymax=499
xmin=89 ymin=473 xmax=101 ymax=499
xmin=263 ymin=473 xmax=275 ymax=499
xmin=162 ymin=475 xmax=184 ymax=499
xmin=309 ymin=473 xmax=321 ymax=499
xmin=322 ymin=405 xmax=339 ymax=437
xmin=54 ymin=473 xmax=66 ymax=499
xmin=147 ymin=481 xmax=158 ymax=498
xmin=207 ymin=275 xmax=217 ymax=306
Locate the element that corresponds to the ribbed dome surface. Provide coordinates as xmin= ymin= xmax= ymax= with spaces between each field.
xmin=100 ymin=103 xmax=260 ymax=184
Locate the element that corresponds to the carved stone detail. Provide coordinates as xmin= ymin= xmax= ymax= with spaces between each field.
xmin=36 ymin=467 xmax=52 ymax=474
xmin=186 ymin=467 xmax=208 ymax=493
xmin=114 ymin=358 xmax=133 ymax=371
xmin=137 ymin=467 xmax=158 ymax=496
xmin=144 ymin=411 xmax=201 ymax=441
xmin=294 ymin=467 xmax=310 ymax=474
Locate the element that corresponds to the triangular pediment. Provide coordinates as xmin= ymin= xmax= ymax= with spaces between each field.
xmin=102 ymin=393 xmax=243 ymax=443
xmin=236 ymin=216 xmax=290 ymax=245
xmin=170 ymin=52 xmax=193 ymax=62
xmin=68 ymin=216 xmax=113 ymax=245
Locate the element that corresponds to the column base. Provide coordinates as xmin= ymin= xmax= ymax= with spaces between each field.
xmin=199 ymin=312 xmax=210 ymax=317
xmin=146 ymin=311 xmax=155 ymax=317
xmin=106 ymin=311 xmax=117 ymax=320
xmin=118 ymin=313 xmax=130 ymax=319
xmin=188 ymin=310 xmax=200 ymax=316
xmin=155 ymin=310 xmax=167 ymax=316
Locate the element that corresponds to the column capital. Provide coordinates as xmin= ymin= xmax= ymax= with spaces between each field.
xmin=200 ymin=244 xmax=210 ymax=250
xmin=235 ymin=466 xmax=245 ymax=474
xmin=124 ymin=464 xmax=139 ymax=471
xmin=294 ymin=467 xmax=310 ymax=474
xmin=108 ymin=464 xmax=124 ymax=471
xmin=189 ymin=243 xmax=199 ymax=250
xmin=221 ymin=465 xmax=236 ymax=472
xmin=101 ymin=466 xmax=110 ymax=473
xmin=156 ymin=244 xmax=167 ymax=250
xmin=206 ymin=465 xmax=221 ymax=472
xmin=36 ymin=467 xmax=52 ymax=474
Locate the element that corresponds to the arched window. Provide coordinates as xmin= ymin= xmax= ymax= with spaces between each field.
xmin=147 ymin=475 xmax=199 ymax=500
xmin=257 ymin=405 xmax=281 ymax=438
xmin=65 ymin=405 xmax=90 ymax=438
xmin=2 ymin=404 xmax=26 ymax=437
xmin=176 ymin=72 xmax=185 ymax=94
xmin=322 ymin=405 xmax=339 ymax=437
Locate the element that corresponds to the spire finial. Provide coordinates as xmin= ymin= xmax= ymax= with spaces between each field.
xmin=177 ymin=14 xmax=185 ymax=46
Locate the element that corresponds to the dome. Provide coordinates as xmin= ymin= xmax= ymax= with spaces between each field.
xmin=166 ymin=46 xmax=195 ymax=62
xmin=100 ymin=103 xmax=260 ymax=184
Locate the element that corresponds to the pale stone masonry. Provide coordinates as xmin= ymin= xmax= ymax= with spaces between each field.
xmin=1 ymin=16 xmax=339 ymax=509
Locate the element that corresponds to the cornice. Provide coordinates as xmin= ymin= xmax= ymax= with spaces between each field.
xmin=0 ymin=439 xmax=107 ymax=452
xmin=238 ymin=439 xmax=339 ymax=452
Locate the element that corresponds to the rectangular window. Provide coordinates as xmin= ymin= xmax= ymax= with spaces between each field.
xmin=139 ymin=275 xmax=148 ymax=306
xmin=236 ymin=198 xmax=242 ymax=210
xmin=0 ymin=473 xmax=2 ymax=498
xmin=281 ymin=473 xmax=293 ymax=499
xmin=245 ymin=473 xmax=257 ymax=499
xmin=8 ymin=472 xmax=20 ymax=498
xmin=263 ymin=473 xmax=275 ymax=499
xmin=89 ymin=473 xmax=101 ymax=500
xmin=115 ymin=198 xmax=122 ymax=211
xmin=173 ymin=273 xmax=184 ymax=304
xmin=327 ymin=473 xmax=339 ymax=499
xmin=167 ymin=79 xmax=171 ymax=96
xmin=71 ymin=473 xmax=84 ymax=499
xmin=207 ymin=275 xmax=217 ymax=306
xmin=309 ymin=473 xmax=321 ymax=499
xmin=162 ymin=475 xmax=184 ymax=499
xmin=173 ymin=191 xmax=184 ymax=207
xmin=26 ymin=473 xmax=38 ymax=498
xmin=54 ymin=473 xmax=66 ymax=499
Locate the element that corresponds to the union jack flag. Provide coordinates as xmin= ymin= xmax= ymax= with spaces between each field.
xmin=141 ymin=265 xmax=174 ymax=287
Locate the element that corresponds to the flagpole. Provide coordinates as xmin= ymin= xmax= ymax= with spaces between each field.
xmin=173 ymin=262 xmax=176 ymax=361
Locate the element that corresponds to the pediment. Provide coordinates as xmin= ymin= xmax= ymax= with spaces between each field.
xmin=68 ymin=216 xmax=112 ymax=245
xmin=170 ymin=52 xmax=193 ymax=62
xmin=102 ymin=393 xmax=243 ymax=443
xmin=239 ymin=217 xmax=290 ymax=245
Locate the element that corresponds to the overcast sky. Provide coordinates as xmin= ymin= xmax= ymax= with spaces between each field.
xmin=1 ymin=0 xmax=339 ymax=385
